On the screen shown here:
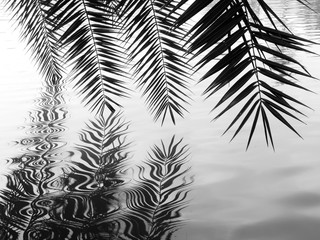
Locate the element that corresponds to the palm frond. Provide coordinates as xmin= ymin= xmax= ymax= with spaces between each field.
xmin=75 ymin=111 xmax=130 ymax=183
xmin=118 ymin=0 xmax=192 ymax=124
xmin=294 ymin=0 xmax=316 ymax=12
xmin=24 ymin=112 xmax=131 ymax=238
xmin=3 ymin=0 xmax=318 ymax=149
xmin=0 ymin=223 xmax=19 ymax=240
xmin=50 ymin=0 xmax=129 ymax=113
xmin=61 ymin=113 xmax=129 ymax=239
xmin=121 ymin=136 xmax=193 ymax=240
xmin=176 ymin=0 xmax=316 ymax=149
xmin=0 ymin=175 xmax=34 ymax=232
xmin=0 ymin=213 xmax=20 ymax=239
xmin=0 ymin=83 xmax=69 ymax=236
xmin=4 ymin=0 xmax=64 ymax=84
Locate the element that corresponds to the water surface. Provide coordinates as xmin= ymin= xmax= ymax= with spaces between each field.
xmin=1 ymin=1 xmax=320 ymax=239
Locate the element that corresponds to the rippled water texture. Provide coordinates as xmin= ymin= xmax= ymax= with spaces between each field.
xmin=1 ymin=1 xmax=320 ymax=240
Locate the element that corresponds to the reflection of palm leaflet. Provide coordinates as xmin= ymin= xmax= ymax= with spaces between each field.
xmin=0 ymin=101 xmax=193 ymax=239
xmin=36 ymin=113 xmax=131 ymax=239
xmin=0 ymin=84 xmax=68 ymax=238
xmin=121 ymin=137 xmax=193 ymax=240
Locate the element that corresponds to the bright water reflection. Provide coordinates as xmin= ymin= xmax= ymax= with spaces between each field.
xmin=0 ymin=78 xmax=193 ymax=239
xmin=1 ymin=1 xmax=320 ymax=240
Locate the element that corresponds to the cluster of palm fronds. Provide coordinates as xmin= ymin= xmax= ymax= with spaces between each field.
xmin=61 ymin=118 xmax=193 ymax=239
xmin=3 ymin=0 xmax=317 ymax=147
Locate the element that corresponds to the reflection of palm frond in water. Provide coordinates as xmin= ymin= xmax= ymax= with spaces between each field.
xmin=1 ymin=96 xmax=192 ymax=239
xmin=121 ymin=136 xmax=193 ymax=240
xmin=78 ymin=111 xmax=130 ymax=173
xmin=0 ymin=169 xmax=39 ymax=230
xmin=24 ymin=112 xmax=131 ymax=239
xmin=0 ymin=182 xmax=32 ymax=237
xmin=0 ymin=83 xmax=68 ymax=237
xmin=0 ymin=214 xmax=19 ymax=240
xmin=72 ymin=111 xmax=130 ymax=195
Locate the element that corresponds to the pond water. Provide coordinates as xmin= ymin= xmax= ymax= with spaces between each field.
xmin=1 ymin=1 xmax=320 ymax=239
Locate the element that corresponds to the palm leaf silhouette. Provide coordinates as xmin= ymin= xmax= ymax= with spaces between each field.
xmin=3 ymin=0 xmax=318 ymax=148
xmin=4 ymin=0 xmax=63 ymax=84
xmin=121 ymin=136 xmax=193 ymax=240
xmin=118 ymin=0 xmax=192 ymax=124
xmin=40 ymin=112 xmax=131 ymax=239
xmin=0 ymin=83 xmax=69 ymax=237
xmin=49 ymin=0 xmax=129 ymax=112
xmin=174 ymin=0 xmax=316 ymax=149
xmin=15 ymin=112 xmax=131 ymax=239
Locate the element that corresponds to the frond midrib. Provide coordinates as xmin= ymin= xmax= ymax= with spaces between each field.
xmin=149 ymin=0 xmax=171 ymax=105
xmin=81 ymin=0 xmax=107 ymax=106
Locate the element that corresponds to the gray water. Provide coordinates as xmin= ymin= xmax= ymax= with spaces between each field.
xmin=1 ymin=1 xmax=320 ymax=239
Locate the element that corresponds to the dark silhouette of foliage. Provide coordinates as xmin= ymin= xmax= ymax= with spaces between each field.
xmin=0 ymin=83 xmax=69 ymax=238
xmin=121 ymin=136 xmax=193 ymax=240
xmin=3 ymin=0 xmax=317 ymax=148
xmin=4 ymin=0 xmax=64 ymax=84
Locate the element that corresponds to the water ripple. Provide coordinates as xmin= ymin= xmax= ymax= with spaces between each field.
xmin=1 ymin=102 xmax=195 ymax=239
xmin=120 ymin=136 xmax=193 ymax=240
xmin=0 ymin=82 xmax=69 ymax=237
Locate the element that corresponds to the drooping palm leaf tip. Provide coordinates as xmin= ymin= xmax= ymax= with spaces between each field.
xmin=118 ymin=0 xmax=192 ymax=124
xmin=173 ymin=0 xmax=317 ymax=149
xmin=51 ymin=0 xmax=130 ymax=113
xmin=4 ymin=0 xmax=64 ymax=85
xmin=3 ymin=0 xmax=317 ymax=148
